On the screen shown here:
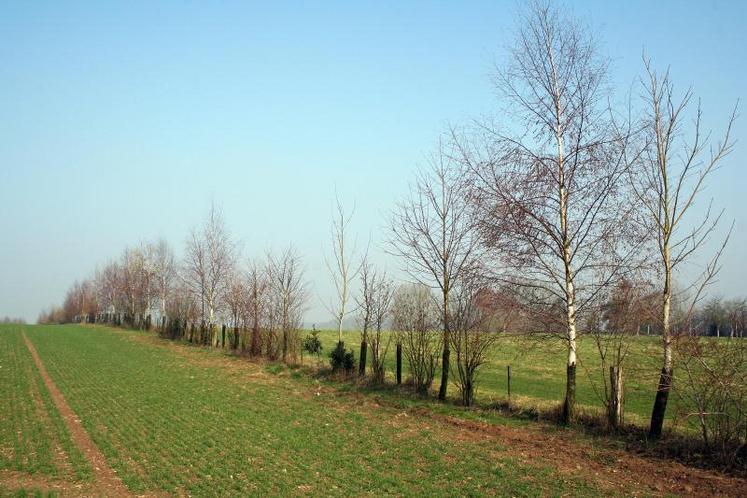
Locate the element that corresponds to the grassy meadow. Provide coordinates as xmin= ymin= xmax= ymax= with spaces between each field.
xmin=308 ymin=329 xmax=668 ymax=425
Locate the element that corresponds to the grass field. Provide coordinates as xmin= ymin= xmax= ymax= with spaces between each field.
xmin=0 ymin=328 xmax=91 ymax=497
xmin=1 ymin=323 xmax=744 ymax=497
xmin=0 ymin=331 xmax=92 ymax=479
xmin=1 ymin=324 xmax=606 ymax=496
xmin=309 ymin=329 xmax=669 ymax=425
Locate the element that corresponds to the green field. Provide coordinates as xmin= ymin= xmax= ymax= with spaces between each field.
xmin=0 ymin=328 xmax=92 ymax=497
xmin=311 ymin=329 xmax=668 ymax=425
xmin=1 ymin=324 xmax=608 ymax=497
xmin=3 ymin=323 xmax=744 ymax=497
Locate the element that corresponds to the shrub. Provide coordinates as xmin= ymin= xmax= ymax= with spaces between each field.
xmin=675 ymin=336 xmax=747 ymax=465
xmin=329 ymin=341 xmax=355 ymax=373
xmin=392 ymin=283 xmax=440 ymax=395
xmin=302 ymin=330 xmax=323 ymax=357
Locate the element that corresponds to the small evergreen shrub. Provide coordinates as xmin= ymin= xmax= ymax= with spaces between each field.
xmin=302 ymin=330 xmax=323 ymax=357
xmin=329 ymin=341 xmax=355 ymax=373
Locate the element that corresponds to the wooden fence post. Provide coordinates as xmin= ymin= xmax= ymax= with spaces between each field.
xmin=507 ymin=365 xmax=512 ymax=404
xmin=396 ymin=343 xmax=402 ymax=385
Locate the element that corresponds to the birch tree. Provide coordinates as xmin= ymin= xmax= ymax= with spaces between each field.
xmin=456 ymin=1 xmax=636 ymax=423
xmin=183 ymin=204 xmax=237 ymax=345
xmin=149 ymin=239 xmax=176 ymax=319
xmin=325 ymin=195 xmax=360 ymax=346
xmin=633 ymin=59 xmax=736 ymax=439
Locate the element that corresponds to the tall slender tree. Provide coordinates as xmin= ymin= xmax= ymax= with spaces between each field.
xmin=325 ymin=194 xmax=360 ymax=346
xmin=633 ymin=59 xmax=736 ymax=439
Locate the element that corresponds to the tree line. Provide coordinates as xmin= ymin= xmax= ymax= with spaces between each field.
xmin=39 ymin=1 xmax=744 ymax=465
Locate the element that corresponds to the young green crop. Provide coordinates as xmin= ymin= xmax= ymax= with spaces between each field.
xmin=0 ymin=326 xmax=91 ymax=482
xmin=17 ymin=324 xmax=603 ymax=496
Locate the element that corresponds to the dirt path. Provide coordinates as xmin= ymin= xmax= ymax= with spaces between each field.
xmin=22 ymin=333 xmax=131 ymax=497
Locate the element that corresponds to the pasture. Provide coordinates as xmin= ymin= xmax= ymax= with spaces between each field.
xmin=1 ymin=324 xmax=744 ymax=497
xmin=310 ymin=329 xmax=670 ymax=425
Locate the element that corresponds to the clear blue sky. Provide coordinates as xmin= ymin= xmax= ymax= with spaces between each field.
xmin=1 ymin=1 xmax=744 ymax=323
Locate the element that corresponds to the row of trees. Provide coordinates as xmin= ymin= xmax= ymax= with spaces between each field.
xmin=41 ymin=1 xmax=742 ymax=459
xmin=377 ymin=0 xmax=741 ymax=452
xmin=38 ymin=205 xmax=310 ymax=363
xmin=695 ymin=297 xmax=747 ymax=338
xmin=38 ymin=239 xmax=177 ymax=326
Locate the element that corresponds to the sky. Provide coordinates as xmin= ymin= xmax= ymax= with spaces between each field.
xmin=0 ymin=0 xmax=745 ymax=323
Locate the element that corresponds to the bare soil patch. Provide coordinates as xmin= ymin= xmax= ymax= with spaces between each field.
xmin=428 ymin=412 xmax=747 ymax=497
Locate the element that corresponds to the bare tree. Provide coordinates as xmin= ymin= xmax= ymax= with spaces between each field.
xmin=370 ymin=270 xmax=395 ymax=384
xmin=268 ymin=246 xmax=309 ymax=364
xmin=676 ymin=331 xmax=747 ymax=462
xmin=224 ymin=271 xmax=248 ymax=349
xmin=183 ymin=204 xmax=237 ymax=346
xmin=633 ymin=59 xmax=736 ymax=439
xmin=356 ymin=259 xmax=375 ymax=376
xmin=325 ymin=194 xmax=361 ymax=346
xmin=391 ymin=283 xmax=441 ymax=395
xmin=246 ymin=259 xmax=269 ymax=356
xmin=455 ymin=1 xmax=636 ymax=423
xmin=724 ymin=299 xmax=746 ymax=339
xmin=94 ymin=261 xmax=122 ymax=319
xmin=63 ymin=279 xmax=98 ymax=323
xmin=165 ymin=279 xmax=199 ymax=339
xmin=389 ymin=143 xmax=479 ymax=401
xmin=149 ymin=239 xmax=176 ymax=319
xmin=120 ymin=247 xmax=149 ymax=325
xmin=448 ymin=281 xmax=501 ymax=407
xmin=356 ymin=259 xmax=395 ymax=380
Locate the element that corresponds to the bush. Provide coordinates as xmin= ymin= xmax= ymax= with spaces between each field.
xmin=329 ymin=341 xmax=355 ymax=373
xmin=675 ymin=336 xmax=747 ymax=465
xmin=302 ymin=330 xmax=323 ymax=357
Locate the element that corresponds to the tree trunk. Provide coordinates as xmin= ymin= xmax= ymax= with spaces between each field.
xmin=649 ymin=367 xmax=672 ymax=439
xmin=561 ymin=290 xmax=578 ymax=425
xmin=282 ymin=329 xmax=288 ymax=362
xmin=608 ymin=366 xmax=623 ymax=431
xmin=557 ymin=105 xmax=577 ymax=426
xmin=359 ymin=340 xmax=367 ymax=377
xmin=649 ymin=262 xmax=673 ymax=440
xmin=439 ymin=345 xmax=450 ymax=401
xmin=464 ymin=379 xmax=473 ymax=407
xmin=396 ymin=343 xmax=402 ymax=385
xmin=438 ymin=288 xmax=450 ymax=401
xmin=251 ymin=325 xmax=261 ymax=357
xmin=562 ymin=363 xmax=576 ymax=424
xmin=507 ymin=365 xmax=512 ymax=403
